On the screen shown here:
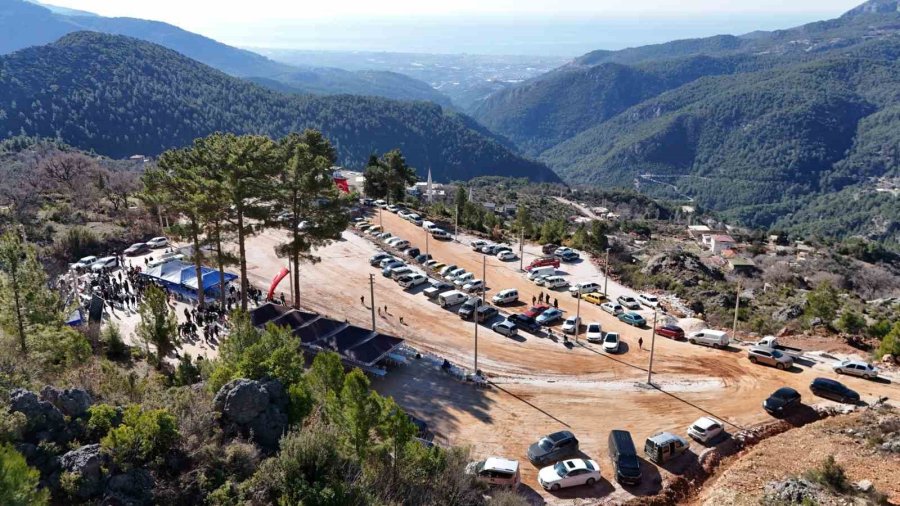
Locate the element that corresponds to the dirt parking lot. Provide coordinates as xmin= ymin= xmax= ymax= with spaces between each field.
xmin=241 ymin=208 xmax=898 ymax=504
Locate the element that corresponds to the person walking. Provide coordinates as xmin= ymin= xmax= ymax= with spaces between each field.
xmin=360 ymin=295 xmax=365 ymax=305
xmin=638 ymin=337 xmax=644 ymax=350
xmin=532 ymin=295 xmax=536 ymax=305
xmin=553 ymin=298 xmax=558 ymax=308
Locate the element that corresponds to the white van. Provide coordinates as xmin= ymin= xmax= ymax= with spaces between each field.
xmin=439 ymin=290 xmax=468 ymax=308
xmin=569 ymin=281 xmax=601 ymax=297
xmin=492 ymin=288 xmax=519 ymax=305
xmin=527 ymin=266 xmax=556 ymax=281
xmin=687 ymin=329 xmax=729 ymax=349
xmin=431 ymin=229 xmax=451 ymax=240
xmin=453 ymin=272 xmax=476 ymax=287
xmin=422 ymin=220 xmax=437 ymax=231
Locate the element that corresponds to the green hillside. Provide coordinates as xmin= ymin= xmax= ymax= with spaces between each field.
xmin=0 ymin=32 xmax=558 ymax=183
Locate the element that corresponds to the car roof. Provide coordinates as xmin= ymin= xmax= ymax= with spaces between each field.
xmin=812 ymin=377 xmax=842 ymax=387
xmin=562 ymin=458 xmax=590 ymax=471
xmin=773 ymin=387 xmax=799 ymax=397
xmin=483 ymin=457 xmax=519 ymax=473
xmin=548 ymin=430 xmax=574 ymax=441
xmin=694 ymin=417 xmax=721 ymax=429
xmin=648 ymin=432 xmax=686 ymax=445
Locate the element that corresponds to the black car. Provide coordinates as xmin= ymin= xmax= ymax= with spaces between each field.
xmin=415 ymin=253 xmax=433 ymax=263
xmin=506 ymin=313 xmax=541 ymax=334
xmin=527 ymin=430 xmax=579 ymax=466
xmin=763 ymin=387 xmax=802 ymax=415
xmin=810 ymin=378 xmax=860 ymax=404
xmin=608 ymin=430 xmax=642 ymax=485
xmin=476 ymin=305 xmax=499 ymax=323
xmin=405 ymin=248 xmax=421 ymax=258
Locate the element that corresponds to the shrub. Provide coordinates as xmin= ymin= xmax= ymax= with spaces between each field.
xmin=86 ymin=403 xmax=120 ymax=439
xmin=836 ymin=310 xmax=866 ymax=335
xmin=805 ymin=455 xmax=848 ymax=493
xmin=102 ymin=323 xmax=127 ymax=359
xmin=172 ymin=354 xmax=201 ymax=386
xmin=877 ymin=322 xmax=900 ymax=359
xmin=101 ymin=404 xmax=179 ymax=467
xmin=0 ymin=443 xmax=49 ymax=506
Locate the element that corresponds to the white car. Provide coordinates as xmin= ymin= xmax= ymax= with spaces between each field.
xmin=431 ymin=229 xmax=451 ymax=240
xmin=72 ymin=255 xmax=98 ymax=270
xmin=491 ymin=320 xmax=518 ymax=337
xmin=602 ymin=332 xmax=620 ymax=353
xmin=617 ymin=295 xmax=641 ymax=310
xmin=391 ymin=240 xmax=410 ymax=250
xmin=146 ymin=236 xmax=168 ymax=248
xmin=408 ymin=214 xmax=423 ymax=226
xmin=423 ymin=259 xmax=439 ymax=269
xmin=492 ymin=288 xmax=519 ymax=305
xmin=834 ymin=360 xmax=879 ymax=380
xmin=377 ymin=232 xmax=393 ymax=240
xmin=600 ymin=302 xmax=624 ymax=315
xmin=569 ymin=282 xmax=601 ymax=297
xmin=471 ymin=240 xmax=488 ymax=251
xmin=586 ymin=323 xmax=603 ymax=343
xmin=366 ymin=226 xmax=383 ymax=236
xmin=687 ymin=417 xmax=725 ymax=444
xmin=638 ymin=293 xmax=660 ymax=308
xmin=454 ymin=272 xmax=476 ymax=287
xmin=439 ymin=264 xmax=458 ymax=277
xmin=386 ymin=204 xmax=400 ymax=213
xmin=533 ymin=274 xmax=553 ymax=286
xmin=463 ymin=279 xmax=485 ymax=293
xmin=386 ymin=237 xmax=404 ymax=246
xmin=90 ymin=256 xmax=118 ymax=272
xmin=497 ymin=250 xmax=517 ymax=261
xmin=398 ymin=273 xmax=428 ymax=289
xmin=562 ymin=316 xmax=580 ymax=334
xmin=538 ymin=458 xmax=601 ymax=491
xmin=543 ymin=276 xmax=569 ymax=289
xmin=397 ymin=210 xmax=411 ymax=219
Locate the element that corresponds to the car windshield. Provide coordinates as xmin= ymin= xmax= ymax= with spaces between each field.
xmin=588 ymin=325 xmax=600 ymax=332
xmin=553 ymin=462 xmax=568 ymax=476
xmin=605 ymin=334 xmax=617 ymax=342
xmin=538 ymin=438 xmax=553 ymax=451
xmin=692 ymin=425 xmax=706 ymax=433
xmin=620 ymin=456 xmax=641 ymax=474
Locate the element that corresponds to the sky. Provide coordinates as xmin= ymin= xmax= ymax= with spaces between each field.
xmin=44 ymin=0 xmax=866 ymax=55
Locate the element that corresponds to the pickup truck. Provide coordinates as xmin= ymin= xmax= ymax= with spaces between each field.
xmin=756 ymin=336 xmax=804 ymax=359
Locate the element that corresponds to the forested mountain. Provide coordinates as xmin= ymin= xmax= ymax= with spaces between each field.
xmin=0 ymin=32 xmax=557 ymax=183
xmin=0 ymin=0 xmax=451 ymax=104
xmin=471 ymin=0 xmax=900 ymax=239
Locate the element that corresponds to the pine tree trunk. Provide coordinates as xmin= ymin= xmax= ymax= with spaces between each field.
xmin=237 ymin=208 xmax=248 ymax=311
xmin=191 ymin=219 xmax=205 ymax=307
xmin=214 ymin=221 xmax=226 ymax=312
xmin=10 ymin=267 xmax=26 ymax=354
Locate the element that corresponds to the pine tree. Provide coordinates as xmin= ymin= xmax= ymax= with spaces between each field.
xmin=136 ymin=285 xmax=179 ymax=368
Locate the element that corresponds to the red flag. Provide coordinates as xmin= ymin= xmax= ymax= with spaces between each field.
xmin=268 ymin=267 xmax=289 ymax=301
xmin=333 ymin=176 xmax=349 ymax=193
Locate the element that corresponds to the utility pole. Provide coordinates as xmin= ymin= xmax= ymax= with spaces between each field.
xmin=379 ymin=207 xmax=384 ymax=230
xmin=647 ymin=309 xmax=658 ymax=385
xmin=369 ymin=273 xmax=376 ymax=331
xmin=425 ymin=226 xmax=430 ymax=257
xmin=474 ymin=253 xmax=485 ymax=374
xmin=575 ymin=290 xmax=581 ymax=343
xmin=454 ymin=206 xmax=459 ymax=242
xmin=604 ymin=248 xmax=611 ymax=296
xmin=732 ymin=279 xmax=741 ymax=343
xmin=519 ymin=227 xmax=525 ymax=272
xmin=287 ymin=258 xmax=294 ymax=308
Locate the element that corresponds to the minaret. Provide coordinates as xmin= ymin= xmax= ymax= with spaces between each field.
xmin=426 ymin=167 xmax=433 ymax=203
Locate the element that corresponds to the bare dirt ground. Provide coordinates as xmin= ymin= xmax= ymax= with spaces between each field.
xmin=218 ymin=208 xmax=898 ymax=504
xmin=691 ymin=408 xmax=900 ymax=505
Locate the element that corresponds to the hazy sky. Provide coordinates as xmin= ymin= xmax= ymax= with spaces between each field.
xmin=45 ymin=0 xmax=865 ymax=55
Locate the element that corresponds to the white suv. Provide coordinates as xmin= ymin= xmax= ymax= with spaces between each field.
xmin=568 ymin=282 xmax=600 ymax=297
xmin=638 ymin=293 xmax=659 ymax=308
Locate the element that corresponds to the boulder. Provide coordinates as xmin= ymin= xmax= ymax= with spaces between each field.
xmin=41 ymin=386 xmax=93 ymax=418
xmin=105 ymin=469 xmax=155 ymax=505
xmin=59 ymin=444 xmax=107 ymax=499
xmin=772 ymin=305 xmax=803 ymax=323
xmin=9 ymin=389 xmax=66 ymax=439
xmin=213 ymin=379 xmax=270 ymax=424
xmin=764 ymin=478 xmax=820 ymax=504
xmin=855 ymin=479 xmax=874 ymax=493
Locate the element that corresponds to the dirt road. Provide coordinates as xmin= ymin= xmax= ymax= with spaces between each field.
xmin=241 ymin=208 xmax=898 ymax=504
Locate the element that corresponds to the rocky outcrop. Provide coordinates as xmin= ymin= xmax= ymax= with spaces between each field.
xmin=9 ymin=388 xmax=66 ymax=441
xmin=763 ymin=478 xmax=821 ymax=504
xmin=105 ymin=469 xmax=155 ymax=505
xmin=772 ymin=304 xmax=803 ymax=322
xmin=59 ymin=444 xmax=107 ymax=499
xmin=41 ymin=386 xmax=93 ymax=418
xmin=213 ymin=379 xmax=288 ymax=450
xmin=642 ymin=251 xmax=724 ymax=286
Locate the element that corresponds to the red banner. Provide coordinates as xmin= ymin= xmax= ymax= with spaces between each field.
xmin=268 ymin=267 xmax=290 ymax=302
xmin=334 ymin=176 xmax=349 ymax=193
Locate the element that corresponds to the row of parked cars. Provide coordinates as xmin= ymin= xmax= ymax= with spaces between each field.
xmin=71 ymin=236 xmax=169 ymax=273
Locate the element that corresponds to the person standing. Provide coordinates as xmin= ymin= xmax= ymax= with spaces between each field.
xmin=638 ymin=337 xmax=644 ymax=350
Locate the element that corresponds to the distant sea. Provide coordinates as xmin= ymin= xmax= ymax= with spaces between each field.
xmin=214 ymin=13 xmax=838 ymax=56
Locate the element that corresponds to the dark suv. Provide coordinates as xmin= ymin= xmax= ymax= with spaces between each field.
xmin=527 ymin=430 xmax=579 ymax=466
xmin=608 ymin=430 xmax=642 ymax=485
xmin=506 ymin=314 xmax=541 ymax=334
xmin=810 ymin=378 xmax=859 ymax=404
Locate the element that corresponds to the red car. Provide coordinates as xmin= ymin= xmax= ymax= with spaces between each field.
xmin=655 ymin=325 xmax=685 ymax=340
xmin=522 ymin=304 xmax=550 ymax=319
xmin=526 ymin=256 xmax=560 ymax=271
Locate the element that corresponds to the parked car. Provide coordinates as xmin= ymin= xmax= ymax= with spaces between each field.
xmin=366 ymin=226 xmax=383 ymax=236
xmin=600 ymin=302 xmax=624 ymax=315
xmin=539 ymin=276 xmax=567 ymax=289
xmin=497 ymin=250 xmax=517 ymax=261
xmin=124 ymin=242 xmax=149 ymax=256
xmin=390 ymin=266 xmax=413 ymax=280
xmin=755 ymin=336 xmax=804 ymax=359
xmin=553 ymin=247 xmax=574 ymax=257
xmin=507 ymin=314 xmax=542 ymax=334
xmin=422 ymin=220 xmax=437 ymax=231
xmin=439 ymin=290 xmax=468 ymax=308
xmin=526 ymin=256 xmax=560 ymax=271
xmin=617 ymin=296 xmax=641 ymax=310
xmin=471 ymin=240 xmax=488 ymax=251
xmin=439 ymin=264 xmax=458 ymax=277
xmin=458 ymin=296 xmax=484 ymax=319
xmin=833 ymin=360 xmax=879 ymax=380
xmin=687 ymin=329 xmax=729 ymax=349
xmin=415 ymin=254 xmax=433 ymax=263
xmin=527 ymin=430 xmax=579 ymax=466
xmin=463 ymin=279 xmax=485 ymax=293
xmin=445 ymin=268 xmax=467 ymax=281
xmin=467 ymin=457 xmax=520 ymax=488
xmin=569 ymin=282 xmax=601 ymax=297
xmin=386 ymin=204 xmax=399 ymax=213
xmin=527 ymin=266 xmax=556 ymax=281
xmin=637 ymin=293 xmax=660 ymax=308
xmin=373 ymin=199 xmax=386 ymax=208
xmin=618 ymin=312 xmax=646 ymax=327
xmin=405 ymin=247 xmax=420 ymax=258
xmin=810 ymin=377 xmax=860 ymax=404
xmin=763 ymin=387 xmax=802 ymax=415
xmin=431 ymin=229 xmax=451 ymax=240
xmin=748 ymin=346 xmax=794 ymax=370
xmin=72 ymin=255 xmax=98 ymax=270
xmin=480 ymin=244 xmax=497 ymax=254
xmin=146 ymin=236 xmax=168 ymax=249
xmin=398 ymin=273 xmax=428 ymax=289
xmin=492 ymin=289 xmax=519 ymax=305
xmin=91 ymin=256 xmax=118 ymax=272
xmin=148 ymin=253 xmax=184 ymax=268
xmin=523 ymin=305 xmax=550 ymax=319
xmin=391 ymin=239 xmax=410 ymax=250
xmin=354 ymin=221 xmax=372 ymax=230
xmin=644 ymin=433 xmax=689 ymax=464
xmin=559 ymin=250 xmax=580 ymax=262
xmin=494 ymin=245 xmax=512 ymax=255
xmin=397 ymin=210 xmax=411 ymax=219
xmin=430 ymin=262 xmax=446 ymax=272
xmin=492 ymin=320 xmax=518 ymax=337
xmin=687 ymin=417 xmax=725 ymax=444
xmin=536 ymin=308 xmax=564 ymax=326
xmin=423 ymin=259 xmax=439 ymax=269
xmin=655 ymin=325 xmax=685 ymax=340
xmin=561 ymin=316 xmax=580 ymax=334
xmin=581 ymin=292 xmax=606 ymax=305
xmin=538 ymin=459 xmax=601 ymax=491
xmin=370 ymin=252 xmax=393 ymax=266
xmin=377 ymin=232 xmax=393 ymax=240
xmin=477 ymin=305 xmax=499 ymax=323
xmin=380 ymin=260 xmax=404 ymax=275
xmin=454 ymin=272 xmax=476 ymax=287
xmin=586 ymin=323 xmax=603 ymax=343
xmin=408 ymin=215 xmax=423 ymax=226
xmin=424 ymin=280 xmax=454 ymax=299
xmin=542 ymin=243 xmax=560 ymax=255
xmin=608 ymin=430 xmax=642 ymax=485
xmin=380 ymin=257 xmax=403 ymax=269
xmin=602 ymin=332 xmax=621 ymax=353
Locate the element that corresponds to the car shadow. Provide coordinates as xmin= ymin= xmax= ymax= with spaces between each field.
xmin=621 ymin=458 xmax=663 ymax=496
xmin=544 ymin=476 xmax=615 ymax=500
xmin=717 ymin=345 xmax=743 ymax=353
xmin=658 ymin=449 xmax=699 ymax=476
xmin=405 ymin=284 xmax=431 ymax=295
xmin=785 ymin=365 xmax=804 ymax=374
xmin=617 ymin=342 xmax=631 ymax=354
xmin=870 ymin=376 xmax=892 ymax=385
xmin=780 ymin=404 xmax=820 ymax=426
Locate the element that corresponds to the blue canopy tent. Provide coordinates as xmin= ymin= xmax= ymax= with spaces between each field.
xmin=141 ymin=260 xmax=237 ymax=300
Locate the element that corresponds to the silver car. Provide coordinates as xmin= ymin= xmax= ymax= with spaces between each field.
xmin=748 ymin=346 xmax=793 ymax=370
xmin=834 ymin=360 xmax=879 ymax=380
